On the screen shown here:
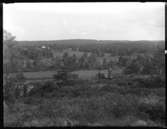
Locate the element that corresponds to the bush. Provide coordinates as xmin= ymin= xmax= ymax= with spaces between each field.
xmin=27 ymin=81 xmax=58 ymax=98
xmin=134 ymin=76 xmax=165 ymax=88
xmin=70 ymin=93 xmax=140 ymax=121
xmin=104 ymin=93 xmax=139 ymax=118
xmin=138 ymin=99 xmax=165 ymax=124
xmin=124 ymin=62 xmax=139 ymax=74
xmin=23 ymin=97 xmax=42 ymax=105
xmin=4 ymin=81 xmax=16 ymax=104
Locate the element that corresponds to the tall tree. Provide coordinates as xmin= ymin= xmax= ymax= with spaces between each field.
xmin=3 ymin=30 xmax=16 ymax=74
xmin=88 ymin=53 xmax=96 ymax=69
xmin=71 ymin=54 xmax=77 ymax=69
xmin=3 ymin=30 xmax=17 ymax=107
xmin=152 ymin=45 xmax=165 ymax=75
xmin=102 ymin=58 xmax=107 ymax=69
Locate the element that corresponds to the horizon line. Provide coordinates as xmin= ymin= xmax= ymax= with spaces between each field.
xmin=15 ymin=39 xmax=165 ymax=42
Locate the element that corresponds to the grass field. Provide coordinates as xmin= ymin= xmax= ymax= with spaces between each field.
xmin=11 ymin=66 xmax=122 ymax=80
xmin=22 ymin=70 xmax=106 ymax=80
xmin=4 ymin=77 xmax=165 ymax=127
xmin=4 ymin=67 xmax=165 ymax=127
xmin=6 ymin=68 xmax=122 ymax=80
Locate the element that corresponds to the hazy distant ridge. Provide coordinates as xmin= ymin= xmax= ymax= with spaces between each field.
xmin=16 ymin=39 xmax=164 ymax=46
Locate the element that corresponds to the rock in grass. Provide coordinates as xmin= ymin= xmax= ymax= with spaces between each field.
xmin=23 ymin=118 xmax=54 ymax=127
xmin=131 ymin=120 xmax=148 ymax=126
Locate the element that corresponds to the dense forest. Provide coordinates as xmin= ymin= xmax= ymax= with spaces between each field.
xmin=17 ymin=39 xmax=163 ymax=55
xmin=4 ymin=39 xmax=165 ymax=73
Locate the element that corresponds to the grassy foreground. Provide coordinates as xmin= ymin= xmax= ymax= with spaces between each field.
xmin=4 ymin=75 xmax=166 ymax=127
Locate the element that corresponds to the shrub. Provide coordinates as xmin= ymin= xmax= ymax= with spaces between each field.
xmin=103 ymin=93 xmax=139 ymax=118
xmin=138 ymin=99 xmax=165 ymax=124
xmin=23 ymin=97 xmax=42 ymax=105
xmin=4 ymin=82 xmax=16 ymax=104
xmin=134 ymin=76 xmax=165 ymax=89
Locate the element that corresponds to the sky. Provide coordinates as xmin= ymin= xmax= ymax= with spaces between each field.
xmin=3 ymin=2 xmax=165 ymax=41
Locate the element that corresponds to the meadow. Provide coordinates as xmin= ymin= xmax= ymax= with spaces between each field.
xmin=4 ymin=67 xmax=165 ymax=127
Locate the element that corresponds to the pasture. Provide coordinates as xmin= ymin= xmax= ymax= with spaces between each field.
xmin=7 ymin=67 xmax=122 ymax=81
xmin=4 ymin=74 xmax=165 ymax=127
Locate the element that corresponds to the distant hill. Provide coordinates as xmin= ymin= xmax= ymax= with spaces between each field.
xmin=15 ymin=40 xmax=164 ymax=56
xmin=15 ymin=39 xmax=164 ymax=48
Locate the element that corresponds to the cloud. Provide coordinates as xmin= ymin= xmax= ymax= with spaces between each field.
xmin=3 ymin=2 xmax=165 ymax=41
xmin=4 ymin=2 xmax=164 ymax=14
xmin=3 ymin=14 xmax=25 ymax=40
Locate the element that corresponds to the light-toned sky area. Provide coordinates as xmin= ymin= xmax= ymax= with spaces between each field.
xmin=3 ymin=2 xmax=165 ymax=41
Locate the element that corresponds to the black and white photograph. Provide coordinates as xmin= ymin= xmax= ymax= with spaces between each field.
xmin=3 ymin=2 xmax=165 ymax=127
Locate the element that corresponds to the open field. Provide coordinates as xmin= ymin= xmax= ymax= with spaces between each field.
xmin=4 ymin=65 xmax=165 ymax=127
xmin=72 ymin=67 xmax=122 ymax=80
xmin=5 ymin=67 xmax=123 ymax=80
